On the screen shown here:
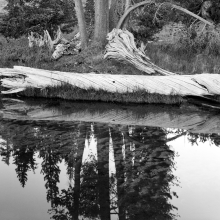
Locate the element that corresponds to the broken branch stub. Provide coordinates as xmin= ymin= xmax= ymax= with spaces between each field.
xmin=28 ymin=27 xmax=81 ymax=60
xmin=104 ymin=29 xmax=176 ymax=75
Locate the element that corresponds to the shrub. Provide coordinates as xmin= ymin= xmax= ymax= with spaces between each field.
xmin=175 ymin=23 xmax=220 ymax=55
xmin=0 ymin=0 xmax=76 ymax=38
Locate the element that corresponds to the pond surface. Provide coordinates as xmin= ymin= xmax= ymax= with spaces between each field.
xmin=0 ymin=98 xmax=220 ymax=220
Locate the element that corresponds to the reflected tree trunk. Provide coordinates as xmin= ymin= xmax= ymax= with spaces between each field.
xmin=111 ymin=125 xmax=126 ymax=220
xmin=72 ymin=124 xmax=88 ymax=220
xmin=94 ymin=124 xmax=111 ymax=220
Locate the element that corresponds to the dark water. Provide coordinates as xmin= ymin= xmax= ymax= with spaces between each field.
xmin=1 ymin=98 xmax=220 ymax=220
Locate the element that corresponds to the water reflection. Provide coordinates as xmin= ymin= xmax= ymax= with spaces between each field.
xmin=0 ymin=119 xmax=178 ymax=220
xmin=1 ymin=98 xmax=220 ymax=220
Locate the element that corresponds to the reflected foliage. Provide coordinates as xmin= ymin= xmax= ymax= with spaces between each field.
xmin=188 ymin=133 xmax=220 ymax=147
xmin=13 ymin=147 xmax=36 ymax=187
xmin=79 ymin=156 xmax=99 ymax=219
xmin=111 ymin=126 xmax=178 ymax=220
xmin=0 ymin=119 xmax=191 ymax=220
xmin=40 ymin=148 xmax=61 ymax=203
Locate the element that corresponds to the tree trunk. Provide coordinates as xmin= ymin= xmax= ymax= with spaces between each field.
xmin=125 ymin=0 xmax=131 ymax=11
xmin=74 ymin=0 xmax=88 ymax=49
xmin=111 ymin=126 xmax=126 ymax=220
xmin=109 ymin=0 xmax=117 ymax=31
xmin=123 ymin=0 xmax=131 ymax=29
xmin=73 ymin=124 xmax=87 ymax=220
xmin=94 ymin=0 xmax=109 ymax=47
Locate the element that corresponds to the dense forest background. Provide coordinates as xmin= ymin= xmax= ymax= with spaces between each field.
xmin=0 ymin=0 xmax=220 ymax=40
xmin=1 ymin=0 xmax=220 ymax=75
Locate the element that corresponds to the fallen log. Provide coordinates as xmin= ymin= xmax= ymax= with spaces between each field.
xmin=0 ymin=66 xmax=215 ymax=96
xmin=1 ymin=66 xmax=220 ymax=97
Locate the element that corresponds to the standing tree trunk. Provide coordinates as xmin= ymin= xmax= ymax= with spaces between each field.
xmin=123 ymin=0 xmax=131 ymax=28
xmin=74 ymin=0 xmax=88 ymax=48
xmin=109 ymin=0 xmax=117 ymax=31
xmin=125 ymin=0 xmax=131 ymax=11
xmin=94 ymin=0 xmax=109 ymax=47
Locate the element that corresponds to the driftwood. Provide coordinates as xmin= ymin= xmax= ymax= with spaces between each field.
xmin=1 ymin=98 xmax=220 ymax=134
xmin=28 ymin=27 xmax=81 ymax=60
xmin=104 ymin=1 xmax=215 ymax=75
xmin=28 ymin=27 xmax=65 ymax=50
xmin=1 ymin=66 xmax=220 ymax=97
xmin=104 ymin=29 xmax=176 ymax=75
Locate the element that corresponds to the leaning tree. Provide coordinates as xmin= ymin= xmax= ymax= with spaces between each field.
xmin=74 ymin=0 xmax=219 ymax=49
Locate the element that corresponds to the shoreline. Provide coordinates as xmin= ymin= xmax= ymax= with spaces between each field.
xmin=14 ymin=84 xmax=184 ymax=105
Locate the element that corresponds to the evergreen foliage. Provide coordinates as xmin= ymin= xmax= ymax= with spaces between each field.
xmin=0 ymin=0 xmax=76 ymax=38
xmin=129 ymin=3 xmax=167 ymax=42
xmin=175 ymin=0 xmax=220 ymax=24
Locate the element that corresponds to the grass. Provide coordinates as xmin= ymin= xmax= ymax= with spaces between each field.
xmin=145 ymin=43 xmax=220 ymax=74
xmin=148 ymin=22 xmax=220 ymax=75
xmin=1 ymin=23 xmax=220 ymax=104
xmin=0 ymin=35 xmax=145 ymax=75
xmin=1 ymin=24 xmax=220 ymax=75
xmin=16 ymin=83 xmax=184 ymax=105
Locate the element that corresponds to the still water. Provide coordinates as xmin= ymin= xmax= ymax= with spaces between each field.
xmin=0 ymin=98 xmax=220 ymax=220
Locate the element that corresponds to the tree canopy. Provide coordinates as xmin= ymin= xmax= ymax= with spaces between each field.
xmin=0 ymin=0 xmax=76 ymax=37
xmin=1 ymin=0 xmax=220 ymax=48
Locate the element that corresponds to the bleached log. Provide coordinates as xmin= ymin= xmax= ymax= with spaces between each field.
xmin=1 ymin=66 xmax=220 ymax=97
xmin=1 ymin=98 xmax=220 ymax=134
xmin=104 ymin=29 xmax=176 ymax=75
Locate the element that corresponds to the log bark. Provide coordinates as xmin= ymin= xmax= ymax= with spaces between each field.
xmin=2 ymin=66 xmax=220 ymax=97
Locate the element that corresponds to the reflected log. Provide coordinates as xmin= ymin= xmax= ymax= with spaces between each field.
xmin=2 ymin=98 xmax=220 ymax=134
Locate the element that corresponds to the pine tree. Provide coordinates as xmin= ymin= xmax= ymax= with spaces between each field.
xmin=0 ymin=0 xmax=76 ymax=37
